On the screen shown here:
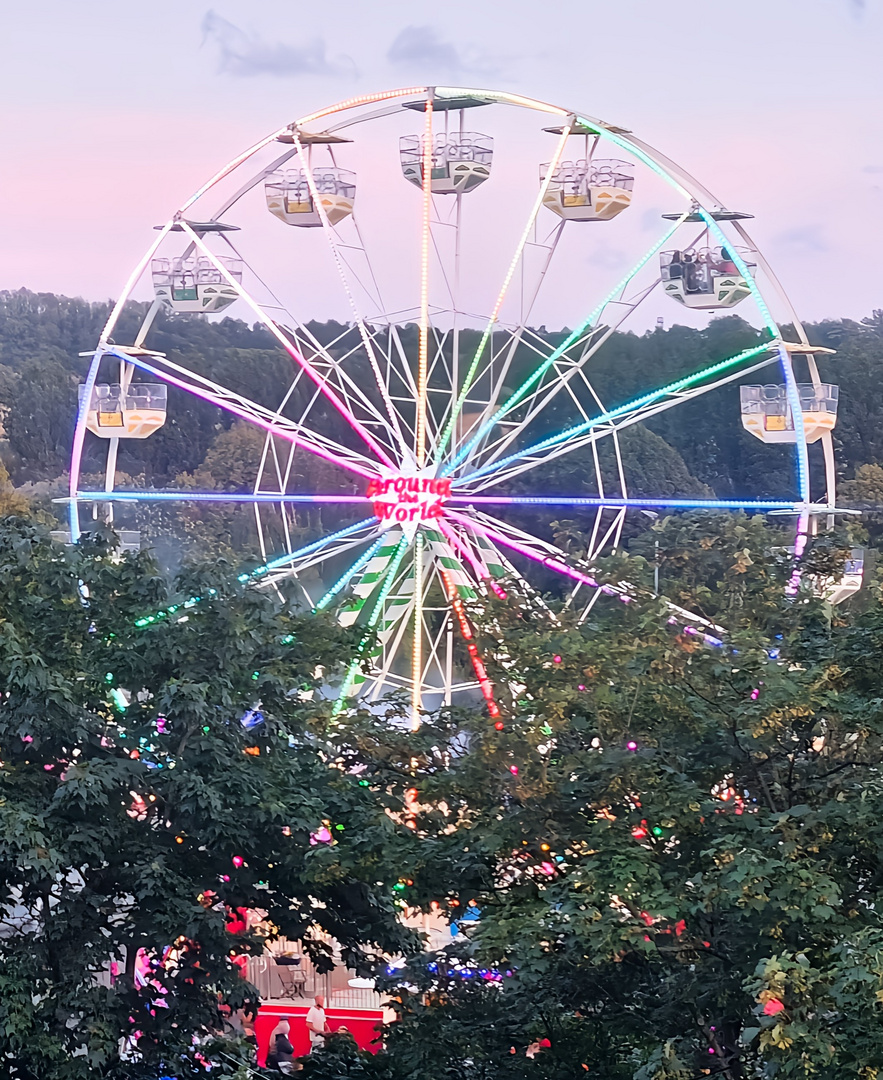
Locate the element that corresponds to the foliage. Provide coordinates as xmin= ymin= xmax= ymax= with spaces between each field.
xmin=338 ymin=516 xmax=883 ymax=1079
xmin=0 ymin=517 xmax=425 ymax=1079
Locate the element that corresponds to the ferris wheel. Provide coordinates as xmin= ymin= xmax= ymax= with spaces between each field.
xmin=69 ymin=86 xmax=854 ymax=724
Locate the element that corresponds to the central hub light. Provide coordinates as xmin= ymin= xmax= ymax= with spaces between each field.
xmin=367 ymin=470 xmax=451 ymax=530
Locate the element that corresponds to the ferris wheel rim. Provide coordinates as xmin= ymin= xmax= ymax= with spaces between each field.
xmin=69 ymin=85 xmax=831 ymax=717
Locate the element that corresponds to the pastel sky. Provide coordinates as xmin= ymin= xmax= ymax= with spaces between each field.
xmin=1 ymin=0 xmax=881 ymax=330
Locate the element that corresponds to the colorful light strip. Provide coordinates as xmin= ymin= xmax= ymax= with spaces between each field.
xmin=333 ymin=534 xmax=411 ymax=715
xmin=239 ymin=517 xmax=379 ymax=582
xmin=436 ymin=517 xmax=491 ymax=581
xmin=411 ymin=531 xmax=424 ymax=730
xmin=180 ymin=222 xmax=396 ymax=469
xmin=415 ymin=97 xmax=433 ymax=469
xmin=314 ymin=536 xmax=386 ymax=612
xmin=108 ymin=349 xmax=379 ymax=481
xmin=296 ymin=87 xmax=428 ymax=127
xmin=437 ymin=564 xmax=500 ymax=719
xmin=569 ymin=115 xmax=809 ymax=506
xmin=444 ymin=216 xmax=690 ymax=474
xmin=448 ymin=496 xmax=799 ymax=511
xmin=449 ymin=510 xmax=725 ymax=647
xmin=68 ymin=490 xmax=369 ymax=505
xmin=292 ymin=130 xmax=409 ymax=460
xmin=454 ymin=343 xmax=772 ymax=487
xmin=132 ymin=517 xmax=377 ymax=629
xmin=435 ymin=124 xmax=573 ymax=465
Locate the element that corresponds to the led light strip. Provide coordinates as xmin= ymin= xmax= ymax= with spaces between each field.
xmin=314 ymin=536 xmax=386 ymax=612
xmin=107 ymin=349 xmax=379 ymax=481
xmin=569 ymin=115 xmax=809 ymax=505
xmin=434 ymin=124 xmax=574 ymax=465
xmin=332 ymin=533 xmax=411 ymax=715
xmin=291 ymin=130 xmax=409 ymax=459
xmin=454 ymin=342 xmax=772 ymax=487
xmin=411 ymin=531 xmax=424 ymax=730
xmin=448 ymin=510 xmax=725 ymax=647
xmin=437 ymin=564 xmax=501 ymax=719
xmin=68 ymin=491 xmax=370 ymax=505
xmin=416 ymin=97 xmax=434 ymax=469
xmin=447 ymin=496 xmax=799 ymax=511
xmin=179 ymin=221 xmax=396 ymax=469
xmin=444 ymin=215 xmax=691 ymax=474
xmin=134 ymin=517 xmax=378 ymax=628
xmin=296 ymin=87 xmax=428 ymax=127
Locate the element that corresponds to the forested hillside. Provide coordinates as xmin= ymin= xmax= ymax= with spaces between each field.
xmin=1 ymin=288 xmax=881 ymax=562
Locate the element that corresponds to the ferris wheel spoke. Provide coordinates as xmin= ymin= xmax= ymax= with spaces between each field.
xmin=252 ymin=517 xmax=381 ymax=584
xmin=452 ymin=342 xmax=779 ymax=494
xmin=445 ymin=215 xmax=694 ymax=476
xmin=112 ymin=347 xmax=380 ymax=481
xmin=434 ymin=125 xmax=573 ymax=464
xmin=179 ymin=221 xmax=396 ymax=468
xmin=215 ymin=236 xmax=404 ymax=459
xmin=291 ymin=131 xmax=411 ymax=459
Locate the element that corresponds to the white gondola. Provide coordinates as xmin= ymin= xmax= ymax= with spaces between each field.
xmin=819 ymin=549 xmax=864 ymax=605
xmin=265 ymin=167 xmax=356 ymax=227
xmin=78 ymin=383 xmax=167 ymax=439
xmin=540 ymin=158 xmax=634 ymax=222
xmin=400 ymin=132 xmax=493 ymax=194
xmin=151 ymin=255 xmax=242 ymax=313
xmin=660 ymin=246 xmax=754 ymax=309
xmin=740 ymin=383 xmax=839 ymax=444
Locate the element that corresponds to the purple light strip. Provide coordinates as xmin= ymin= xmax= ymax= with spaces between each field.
xmin=446 ymin=509 xmax=725 ymax=647
xmin=107 ymin=350 xmax=380 ymax=482
xmin=446 ymin=496 xmax=799 ymax=511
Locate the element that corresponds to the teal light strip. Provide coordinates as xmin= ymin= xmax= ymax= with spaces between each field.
xmin=453 ymin=343 xmax=772 ymax=487
xmin=314 ymin=536 xmax=386 ymax=612
xmin=442 ymin=216 xmax=687 ymax=475
xmin=571 ymin=115 xmax=808 ymax=504
xmin=331 ymin=534 xmax=411 ymax=716
xmin=134 ymin=518 xmax=376 ymax=628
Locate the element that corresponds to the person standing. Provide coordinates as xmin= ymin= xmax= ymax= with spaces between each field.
xmin=268 ymin=1019 xmax=296 ymax=1074
xmin=305 ymin=994 xmax=328 ymax=1052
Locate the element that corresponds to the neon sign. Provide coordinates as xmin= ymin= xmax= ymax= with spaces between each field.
xmin=367 ymin=472 xmax=451 ymax=527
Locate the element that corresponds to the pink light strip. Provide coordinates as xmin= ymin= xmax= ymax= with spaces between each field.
xmin=446 ymin=510 xmax=609 ymax=594
xmin=292 ymin=131 xmax=409 ymax=459
xmin=117 ymin=350 xmax=379 ymax=480
xmin=436 ymin=517 xmax=491 ymax=582
xmin=179 ymin=222 xmax=397 ymax=469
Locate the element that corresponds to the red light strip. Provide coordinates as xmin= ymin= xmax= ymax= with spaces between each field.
xmin=437 ymin=566 xmax=501 ymax=720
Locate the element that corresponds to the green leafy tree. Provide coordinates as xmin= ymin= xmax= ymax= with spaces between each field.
xmin=0 ymin=517 xmax=423 ymax=1079
xmin=328 ymin=518 xmax=883 ymax=1080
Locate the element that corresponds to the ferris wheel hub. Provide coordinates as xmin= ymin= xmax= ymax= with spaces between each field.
xmin=366 ymin=470 xmax=451 ymax=536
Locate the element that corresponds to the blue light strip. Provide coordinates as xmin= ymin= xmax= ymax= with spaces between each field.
xmin=134 ymin=517 xmax=377 ymax=628
xmin=449 ymin=496 xmax=798 ymax=511
xmin=314 ymin=535 xmax=386 ymax=612
xmin=238 ymin=517 xmax=379 ymax=582
xmin=442 ymin=218 xmax=687 ymax=476
xmin=453 ymin=343 xmax=772 ymax=487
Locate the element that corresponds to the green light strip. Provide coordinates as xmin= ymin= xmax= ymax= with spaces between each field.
xmin=443 ymin=216 xmax=687 ymax=475
xmin=456 ymin=342 xmax=773 ymax=486
xmin=331 ymin=534 xmax=411 ymax=716
xmin=569 ymin=115 xmax=808 ymax=503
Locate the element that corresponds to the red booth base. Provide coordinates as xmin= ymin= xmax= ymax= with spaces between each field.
xmin=255 ymin=1004 xmax=385 ymax=1066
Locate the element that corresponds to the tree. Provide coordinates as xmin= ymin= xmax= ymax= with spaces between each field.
xmin=336 ymin=517 xmax=883 ymax=1080
xmin=0 ymin=517 xmax=423 ymax=1079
